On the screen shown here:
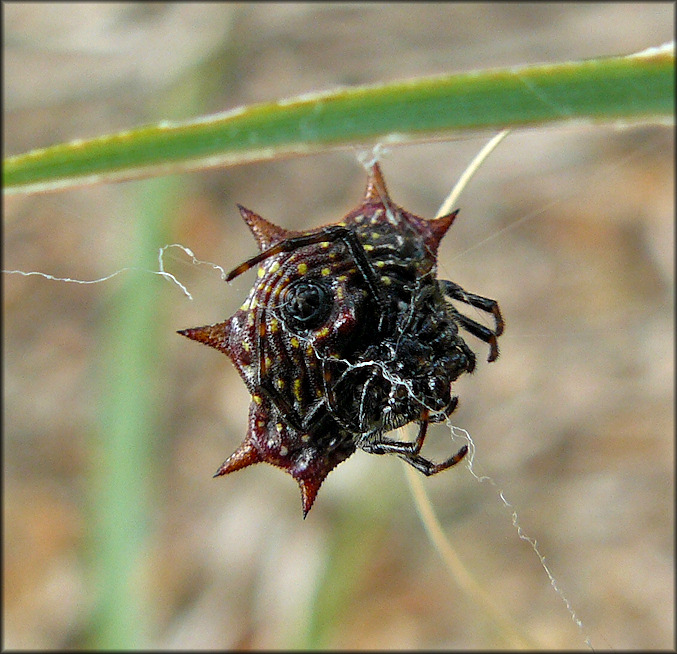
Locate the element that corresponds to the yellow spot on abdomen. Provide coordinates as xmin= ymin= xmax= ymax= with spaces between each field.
xmin=297 ymin=263 xmax=308 ymax=275
xmin=315 ymin=326 xmax=330 ymax=339
xmin=293 ymin=378 xmax=303 ymax=403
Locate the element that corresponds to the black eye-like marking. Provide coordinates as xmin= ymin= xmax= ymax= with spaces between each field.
xmin=282 ymin=279 xmax=332 ymax=330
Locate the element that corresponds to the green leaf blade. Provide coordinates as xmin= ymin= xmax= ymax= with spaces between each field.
xmin=4 ymin=47 xmax=673 ymax=194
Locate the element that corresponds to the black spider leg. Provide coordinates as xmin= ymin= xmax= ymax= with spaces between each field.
xmin=441 ymin=279 xmax=504 ymax=336
xmin=360 ymin=408 xmax=468 ymax=476
xmin=227 ymin=225 xmax=390 ymax=332
xmin=256 ymin=373 xmax=331 ymax=434
xmin=440 ymin=279 xmax=504 ymax=362
xmin=320 ymin=357 xmax=381 ymax=434
xmin=357 ymin=365 xmax=386 ymax=432
xmin=394 ymin=278 xmax=431 ymax=343
xmin=251 ymin=310 xmax=331 ymax=435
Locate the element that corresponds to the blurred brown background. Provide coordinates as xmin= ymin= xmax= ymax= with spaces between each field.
xmin=3 ymin=3 xmax=673 ymax=649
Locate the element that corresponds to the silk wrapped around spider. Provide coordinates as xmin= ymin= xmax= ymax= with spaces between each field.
xmin=179 ymin=163 xmax=504 ymax=516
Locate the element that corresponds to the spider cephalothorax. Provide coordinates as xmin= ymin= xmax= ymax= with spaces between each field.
xmin=179 ymin=163 xmax=503 ymax=516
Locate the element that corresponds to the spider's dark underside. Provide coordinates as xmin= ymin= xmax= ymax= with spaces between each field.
xmin=179 ymin=164 xmax=503 ymax=516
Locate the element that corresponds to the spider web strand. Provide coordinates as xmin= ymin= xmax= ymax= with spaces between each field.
xmin=3 ymin=243 xmax=230 ymax=301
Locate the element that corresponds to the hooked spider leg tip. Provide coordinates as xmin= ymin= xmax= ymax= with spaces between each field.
xmin=225 ymin=246 xmax=281 ymax=282
xmin=486 ymin=335 xmax=500 ymax=362
xmin=225 ymin=255 xmax=268 ymax=282
xmin=494 ymin=313 xmax=505 ymax=337
xmin=225 ymin=263 xmax=247 ymax=283
xmin=440 ymin=443 xmax=469 ymax=470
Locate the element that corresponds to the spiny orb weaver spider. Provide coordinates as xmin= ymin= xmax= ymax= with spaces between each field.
xmin=179 ymin=163 xmax=503 ymax=516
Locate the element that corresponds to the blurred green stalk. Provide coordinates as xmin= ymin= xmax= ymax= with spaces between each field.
xmin=86 ymin=176 xmax=177 ymax=648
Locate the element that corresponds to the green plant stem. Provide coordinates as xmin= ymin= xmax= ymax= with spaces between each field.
xmin=404 ymin=465 xmax=539 ymax=648
xmin=86 ymin=177 xmax=177 ymax=648
xmin=4 ymin=47 xmax=673 ymax=194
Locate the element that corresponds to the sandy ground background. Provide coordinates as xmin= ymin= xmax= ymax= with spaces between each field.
xmin=4 ymin=3 xmax=673 ymax=649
